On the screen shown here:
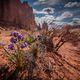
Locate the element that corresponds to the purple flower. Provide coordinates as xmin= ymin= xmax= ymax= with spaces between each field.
xmin=8 ymin=43 xmax=14 ymax=50
xmin=10 ymin=32 xmax=24 ymax=40
xmin=10 ymin=37 xmax=17 ymax=43
xmin=21 ymin=42 xmax=28 ymax=48
xmin=17 ymin=34 xmax=24 ymax=40
xmin=10 ymin=32 xmax=18 ymax=37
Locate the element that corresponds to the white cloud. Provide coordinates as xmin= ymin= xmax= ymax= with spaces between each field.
xmin=35 ymin=15 xmax=55 ymax=26
xmin=33 ymin=7 xmax=55 ymax=14
xmin=53 ymin=21 xmax=68 ymax=25
xmin=35 ymin=12 xmax=73 ymax=26
xmin=73 ymin=18 xmax=80 ymax=21
xmin=56 ymin=11 xmax=73 ymax=20
xmin=64 ymin=2 xmax=80 ymax=7
xmin=34 ymin=11 xmax=74 ymax=26
xmin=72 ymin=18 xmax=80 ymax=25
xmin=43 ymin=15 xmax=55 ymax=24
xmin=35 ymin=16 xmax=43 ymax=26
xmin=35 ymin=15 xmax=72 ymax=26
xmin=33 ymin=8 xmax=48 ymax=14
xmin=67 ymin=18 xmax=80 ymax=25
xmin=33 ymin=0 xmax=61 ymax=6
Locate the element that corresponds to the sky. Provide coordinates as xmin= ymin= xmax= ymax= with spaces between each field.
xmin=21 ymin=0 xmax=80 ymax=26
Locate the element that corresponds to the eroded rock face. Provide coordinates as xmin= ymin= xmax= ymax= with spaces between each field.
xmin=0 ymin=0 xmax=36 ymax=30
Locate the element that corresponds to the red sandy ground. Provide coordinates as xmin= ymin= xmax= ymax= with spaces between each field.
xmin=0 ymin=29 xmax=80 ymax=80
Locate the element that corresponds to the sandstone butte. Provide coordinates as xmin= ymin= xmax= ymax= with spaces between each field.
xmin=0 ymin=0 xmax=36 ymax=30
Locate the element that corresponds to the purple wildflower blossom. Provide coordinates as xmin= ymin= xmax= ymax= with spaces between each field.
xmin=17 ymin=33 xmax=24 ymax=40
xmin=8 ymin=43 xmax=14 ymax=50
xmin=10 ymin=37 xmax=17 ymax=43
xmin=21 ymin=42 xmax=28 ymax=48
xmin=10 ymin=31 xmax=18 ymax=37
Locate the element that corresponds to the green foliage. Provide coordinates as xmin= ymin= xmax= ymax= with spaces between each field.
xmin=25 ymin=36 xmax=35 ymax=45
xmin=2 ymin=32 xmax=28 ymax=68
xmin=3 ymin=44 xmax=26 ymax=68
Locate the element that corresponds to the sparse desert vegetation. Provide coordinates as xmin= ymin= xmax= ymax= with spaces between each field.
xmin=0 ymin=25 xmax=80 ymax=80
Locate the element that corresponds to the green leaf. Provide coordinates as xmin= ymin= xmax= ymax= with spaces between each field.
xmin=25 ymin=36 xmax=35 ymax=44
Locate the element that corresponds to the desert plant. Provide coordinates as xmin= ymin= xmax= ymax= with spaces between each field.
xmin=3 ymin=31 xmax=28 ymax=68
xmin=1 ymin=31 xmax=40 ymax=80
xmin=0 ymin=31 xmax=29 ymax=79
xmin=27 ymin=47 xmax=38 ymax=80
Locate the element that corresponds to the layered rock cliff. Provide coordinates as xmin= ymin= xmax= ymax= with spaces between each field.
xmin=0 ymin=0 xmax=36 ymax=30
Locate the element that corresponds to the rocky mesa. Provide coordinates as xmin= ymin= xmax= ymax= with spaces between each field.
xmin=0 ymin=0 xmax=36 ymax=30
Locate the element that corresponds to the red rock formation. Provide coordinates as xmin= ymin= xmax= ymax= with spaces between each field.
xmin=0 ymin=0 xmax=36 ymax=30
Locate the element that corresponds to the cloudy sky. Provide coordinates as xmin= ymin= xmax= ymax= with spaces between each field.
xmin=21 ymin=0 xmax=80 ymax=26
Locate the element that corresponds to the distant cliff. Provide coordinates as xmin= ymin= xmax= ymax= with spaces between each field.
xmin=0 ymin=0 xmax=36 ymax=30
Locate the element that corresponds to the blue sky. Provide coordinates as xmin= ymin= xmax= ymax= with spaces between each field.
xmin=21 ymin=0 xmax=80 ymax=26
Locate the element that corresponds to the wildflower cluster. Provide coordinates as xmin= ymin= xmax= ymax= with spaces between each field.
xmin=8 ymin=31 xmax=28 ymax=50
xmin=2 ymin=31 xmax=37 ymax=69
xmin=0 ymin=31 xmax=32 ymax=68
